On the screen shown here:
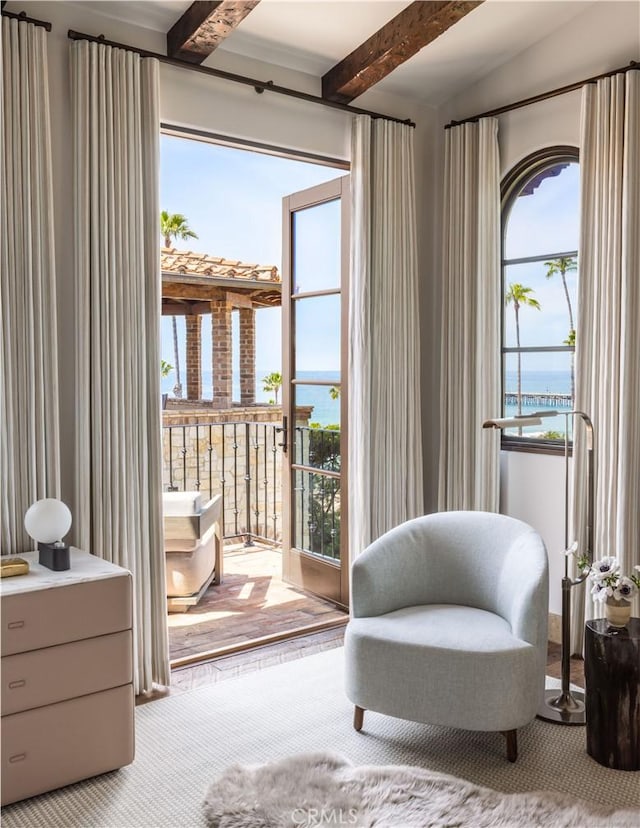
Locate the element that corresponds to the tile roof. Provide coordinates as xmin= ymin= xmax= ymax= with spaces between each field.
xmin=161 ymin=248 xmax=280 ymax=282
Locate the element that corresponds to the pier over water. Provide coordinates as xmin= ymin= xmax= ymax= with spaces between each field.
xmin=504 ymin=392 xmax=572 ymax=408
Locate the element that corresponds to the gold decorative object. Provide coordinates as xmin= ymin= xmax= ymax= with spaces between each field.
xmin=0 ymin=557 xmax=30 ymax=577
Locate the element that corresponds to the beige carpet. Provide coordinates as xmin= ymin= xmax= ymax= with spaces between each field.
xmin=3 ymin=648 xmax=639 ymax=827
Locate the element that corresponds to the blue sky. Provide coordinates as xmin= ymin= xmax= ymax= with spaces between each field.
xmin=161 ymin=137 xmax=580 ymax=392
xmin=160 ymin=135 xmax=344 ymax=390
xmin=503 ymin=162 xmax=580 ymax=371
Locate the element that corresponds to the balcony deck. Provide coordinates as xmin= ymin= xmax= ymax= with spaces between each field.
xmin=168 ymin=542 xmax=347 ymax=662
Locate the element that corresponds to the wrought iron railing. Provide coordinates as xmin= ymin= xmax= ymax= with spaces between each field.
xmin=163 ymin=421 xmax=282 ymax=544
xmin=163 ymin=421 xmax=342 ymax=554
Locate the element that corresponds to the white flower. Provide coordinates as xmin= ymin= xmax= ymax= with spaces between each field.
xmin=589 ymin=557 xmax=620 ymax=580
xmin=590 ymin=581 xmax=610 ymax=602
xmin=613 ymin=577 xmax=637 ymax=602
xmin=564 ymin=541 xmax=579 ymax=556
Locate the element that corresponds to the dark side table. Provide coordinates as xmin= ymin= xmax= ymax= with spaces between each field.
xmin=585 ymin=618 xmax=640 ymax=771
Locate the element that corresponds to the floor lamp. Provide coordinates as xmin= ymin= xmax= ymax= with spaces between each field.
xmin=483 ymin=410 xmax=594 ymax=726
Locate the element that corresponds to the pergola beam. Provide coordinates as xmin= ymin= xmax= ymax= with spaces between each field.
xmin=162 ymin=300 xmax=214 ymax=316
xmin=226 ymin=291 xmax=254 ymax=310
xmin=163 ymin=283 xmax=225 ymax=302
xmin=167 ymin=0 xmax=260 ymax=64
xmin=322 ymin=0 xmax=484 ymax=104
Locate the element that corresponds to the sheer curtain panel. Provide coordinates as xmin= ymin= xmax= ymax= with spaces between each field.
xmin=438 ymin=119 xmax=500 ymax=512
xmin=1 ymin=18 xmax=61 ymax=554
xmin=572 ymin=70 xmax=640 ymax=647
xmin=349 ymin=116 xmax=423 ymax=557
xmin=71 ymin=41 xmax=169 ymax=691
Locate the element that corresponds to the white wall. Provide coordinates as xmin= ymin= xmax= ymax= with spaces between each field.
xmin=5 ymin=1 xmax=438 ymax=538
xmin=432 ymin=0 xmax=639 ymax=614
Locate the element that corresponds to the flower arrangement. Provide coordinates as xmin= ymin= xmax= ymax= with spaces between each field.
xmin=585 ymin=557 xmax=640 ymax=604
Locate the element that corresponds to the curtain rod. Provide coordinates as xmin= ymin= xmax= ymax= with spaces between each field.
xmin=67 ymin=29 xmax=416 ymax=128
xmin=1 ymin=10 xmax=52 ymax=31
xmin=445 ymin=60 xmax=639 ymax=129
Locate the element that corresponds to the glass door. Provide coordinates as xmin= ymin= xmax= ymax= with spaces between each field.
xmin=281 ymin=176 xmax=350 ymax=607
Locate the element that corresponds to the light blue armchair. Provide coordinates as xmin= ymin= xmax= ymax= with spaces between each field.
xmin=345 ymin=511 xmax=549 ymax=761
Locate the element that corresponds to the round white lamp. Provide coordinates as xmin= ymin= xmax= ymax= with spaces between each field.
xmin=24 ymin=498 xmax=72 ymax=571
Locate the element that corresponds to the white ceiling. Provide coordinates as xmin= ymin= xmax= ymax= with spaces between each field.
xmin=67 ymin=0 xmax=596 ymax=106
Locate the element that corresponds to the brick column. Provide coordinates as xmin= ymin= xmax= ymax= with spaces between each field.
xmin=239 ymin=307 xmax=256 ymax=405
xmin=185 ymin=314 xmax=202 ymax=401
xmin=211 ymin=298 xmax=232 ymax=407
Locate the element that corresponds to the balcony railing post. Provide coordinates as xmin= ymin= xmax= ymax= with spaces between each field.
xmin=271 ymin=423 xmax=278 ymax=542
xmin=244 ymin=422 xmax=252 ymax=546
xmin=232 ymin=423 xmax=239 ymax=538
xmin=220 ymin=423 xmax=227 ymax=536
xmin=207 ymin=424 xmax=213 ymax=500
xmin=194 ymin=424 xmax=201 ymax=491
xmin=180 ymin=426 xmax=187 ymax=491
xmin=167 ymin=426 xmax=177 ymax=491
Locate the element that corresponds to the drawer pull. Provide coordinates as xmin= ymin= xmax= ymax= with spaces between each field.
xmin=8 ymin=680 xmax=26 ymax=689
xmin=7 ymin=621 xmax=25 ymax=629
xmin=9 ymin=754 xmax=26 ymax=764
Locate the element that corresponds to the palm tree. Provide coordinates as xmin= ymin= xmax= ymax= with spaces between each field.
xmin=505 ymin=283 xmax=541 ymax=430
xmin=262 ymin=371 xmax=282 ymax=404
xmin=545 ymin=256 xmax=577 ymax=402
xmin=160 ymin=211 xmax=198 ymax=399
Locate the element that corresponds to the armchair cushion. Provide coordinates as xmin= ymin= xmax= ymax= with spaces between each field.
xmin=346 ymin=605 xmax=538 ymax=732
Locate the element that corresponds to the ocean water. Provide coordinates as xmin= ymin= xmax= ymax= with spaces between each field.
xmin=503 ymin=370 xmax=572 ymax=436
xmin=163 ymin=369 xmax=573 ymax=434
xmin=163 ymin=370 xmax=341 ymax=426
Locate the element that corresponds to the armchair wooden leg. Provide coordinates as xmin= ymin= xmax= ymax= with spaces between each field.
xmin=354 ymin=706 xmax=365 ymax=732
xmin=503 ymin=729 xmax=518 ymax=762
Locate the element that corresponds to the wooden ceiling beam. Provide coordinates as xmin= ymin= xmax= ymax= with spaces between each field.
xmin=167 ymin=0 xmax=260 ymax=65
xmin=322 ymin=0 xmax=484 ymax=104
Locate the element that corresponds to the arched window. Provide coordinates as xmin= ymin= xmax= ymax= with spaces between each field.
xmin=501 ymin=147 xmax=580 ymax=448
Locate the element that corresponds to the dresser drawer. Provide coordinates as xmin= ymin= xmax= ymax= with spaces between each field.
xmin=1 ymin=630 xmax=132 ymax=716
xmin=1 ymin=575 xmax=132 ymax=656
xmin=1 ymin=684 xmax=134 ymax=805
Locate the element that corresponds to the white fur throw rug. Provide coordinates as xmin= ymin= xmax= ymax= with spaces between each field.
xmin=203 ymin=753 xmax=639 ymax=828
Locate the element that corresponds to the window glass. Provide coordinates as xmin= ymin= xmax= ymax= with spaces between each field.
xmin=502 ymin=155 xmax=579 ymax=444
xmin=503 ymin=261 xmax=578 ymax=349
xmin=505 ymin=162 xmax=580 ymax=259
xmin=293 ymin=200 xmax=341 ymax=294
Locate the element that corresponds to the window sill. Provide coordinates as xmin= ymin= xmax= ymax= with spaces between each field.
xmin=501 ymin=437 xmax=573 ymax=457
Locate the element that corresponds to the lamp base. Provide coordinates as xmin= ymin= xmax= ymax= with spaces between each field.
xmin=38 ymin=542 xmax=70 ymax=571
xmin=537 ymin=688 xmax=586 ymax=725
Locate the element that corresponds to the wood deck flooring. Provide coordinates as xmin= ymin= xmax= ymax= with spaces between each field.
xmin=168 ymin=543 xmax=347 ymax=662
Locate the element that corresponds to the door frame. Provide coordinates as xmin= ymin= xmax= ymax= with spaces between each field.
xmin=281 ymin=175 xmax=350 ymax=608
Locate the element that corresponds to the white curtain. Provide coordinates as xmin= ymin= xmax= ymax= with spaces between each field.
xmin=572 ymin=70 xmax=640 ymax=648
xmin=438 ymin=119 xmax=501 ymax=512
xmin=1 ymin=18 xmax=60 ymax=554
xmin=71 ymin=41 xmax=169 ymax=691
xmin=349 ymin=116 xmax=423 ymax=557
